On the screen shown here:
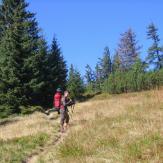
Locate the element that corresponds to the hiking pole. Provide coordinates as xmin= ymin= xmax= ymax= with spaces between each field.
xmin=71 ymin=103 xmax=75 ymax=113
xmin=69 ymin=102 xmax=75 ymax=120
xmin=69 ymin=107 xmax=73 ymax=120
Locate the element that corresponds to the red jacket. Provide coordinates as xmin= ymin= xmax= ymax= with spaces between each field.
xmin=53 ymin=92 xmax=62 ymax=108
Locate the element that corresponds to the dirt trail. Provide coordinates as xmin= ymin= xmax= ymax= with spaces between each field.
xmin=23 ymin=102 xmax=89 ymax=163
xmin=25 ymin=133 xmax=63 ymax=163
xmin=24 ymin=116 xmax=79 ymax=163
xmin=21 ymin=115 xmax=60 ymax=163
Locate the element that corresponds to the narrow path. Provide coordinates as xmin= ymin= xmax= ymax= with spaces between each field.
xmin=23 ymin=104 xmax=83 ymax=163
xmin=25 ymin=133 xmax=63 ymax=163
xmin=24 ymin=117 xmax=75 ymax=163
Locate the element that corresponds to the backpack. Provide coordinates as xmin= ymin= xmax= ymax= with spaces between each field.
xmin=53 ymin=92 xmax=62 ymax=108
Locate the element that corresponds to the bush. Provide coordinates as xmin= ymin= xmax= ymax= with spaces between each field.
xmin=103 ymin=67 xmax=163 ymax=94
xmin=0 ymin=105 xmax=13 ymax=118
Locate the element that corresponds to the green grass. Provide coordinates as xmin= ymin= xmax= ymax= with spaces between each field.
xmin=0 ymin=133 xmax=49 ymax=163
xmin=57 ymin=116 xmax=124 ymax=159
xmin=57 ymin=114 xmax=163 ymax=162
xmin=125 ymin=133 xmax=163 ymax=162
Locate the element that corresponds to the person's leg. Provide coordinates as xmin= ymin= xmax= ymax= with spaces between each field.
xmin=57 ymin=108 xmax=60 ymax=114
xmin=65 ymin=112 xmax=70 ymax=130
xmin=45 ymin=107 xmax=59 ymax=115
xmin=60 ymin=109 xmax=65 ymax=133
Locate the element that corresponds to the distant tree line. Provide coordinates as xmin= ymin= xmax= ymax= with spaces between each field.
xmin=85 ymin=25 xmax=163 ymax=94
xmin=0 ymin=0 xmax=163 ymax=118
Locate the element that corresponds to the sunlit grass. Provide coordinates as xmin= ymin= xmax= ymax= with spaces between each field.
xmin=0 ymin=133 xmax=49 ymax=163
xmin=0 ymin=89 xmax=163 ymax=163
xmin=53 ymin=89 xmax=163 ymax=163
xmin=0 ymin=112 xmax=60 ymax=163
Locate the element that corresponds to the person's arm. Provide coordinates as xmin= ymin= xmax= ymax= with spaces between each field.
xmin=62 ymin=98 xmax=72 ymax=107
xmin=62 ymin=97 xmax=69 ymax=107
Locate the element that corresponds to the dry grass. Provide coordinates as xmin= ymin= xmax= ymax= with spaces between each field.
xmin=0 ymin=89 xmax=163 ymax=163
xmin=0 ymin=112 xmax=60 ymax=163
xmin=0 ymin=112 xmax=58 ymax=140
xmin=37 ymin=89 xmax=163 ymax=163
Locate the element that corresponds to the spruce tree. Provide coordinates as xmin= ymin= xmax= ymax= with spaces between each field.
xmin=146 ymin=23 xmax=163 ymax=70
xmin=95 ymin=63 xmax=103 ymax=92
xmin=99 ymin=46 xmax=112 ymax=79
xmin=85 ymin=64 xmax=95 ymax=93
xmin=112 ymin=51 xmax=121 ymax=72
xmin=67 ymin=64 xmax=84 ymax=99
xmin=46 ymin=37 xmax=67 ymax=104
xmin=85 ymin=64 xmax=95 ymax=84
xmin=127 ymin=59 xmax=146 ymax=91
xmin=117 ymin=28 xmax=141 ymax=71
xmin=0 ymin=0 xmax=28 ymax=115
xmin=29 ymin=37 xmax=49 ymax=105
xmin=94 ymin=47 xmax=112 ymax=92
xmin=0 ymin=0 xmax=45 ymax=116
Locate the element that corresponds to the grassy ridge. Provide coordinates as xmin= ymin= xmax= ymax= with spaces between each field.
xmin=0 ymin=90 xmax=163 ymax=163
xmin=39 ymin=89 xmax=163 ymax=163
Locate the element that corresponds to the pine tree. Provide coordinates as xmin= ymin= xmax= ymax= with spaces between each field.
xmin=85 ymin=64 xmax=95 ymax=84
xmin=46 ymin=37 xmax=67 ymax=104
xmin=127 ymin=59 xmax=146 ymax=91
xmin=95 ymin=63 xmax=103 ymax=92
xmin=112 ymin=51 xmax=121 ymax=72
xmin=146 ymin=23 xmax=163 ymax=70
xmin=0 ymin=0 xmax=45 ymax=116
xmin=99 ymin=46 xmax=112 ymax=79
xmin=0 ymin=0 xmax=28 ymax=115
xmin=94 ymin=47 xmax=112 ymax=92
xmin=85 ymin=64 xmax=95 ymax=93
xmin=0 ymin=2 xmax=4 ymax=39
xmin=29 ymin=37 xmax=49 ymax=105
xmin=67 ymin=64 xmax=84 ymax=99
xmin=117 ymin=28 xmax=141 ymax=71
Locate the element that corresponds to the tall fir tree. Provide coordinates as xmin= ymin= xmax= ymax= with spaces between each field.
xmin=99 ymin=46 xmax=112 ymax=79
xmin=46 ymin=37 xmax=67 ymax=104
xmin=85 ymin=64 xmax=95 ymax=84
xmin=0 ymin=0 xmax=47 ymax=116
xmin=94 ymin=47 xmax=112 ymax=92
xmin=85 ymin=64 xmax=95 ymax=93
xmin=95 ymin=63 xmax=103 ymax=92
xmin=29 ymin=37 xmax=49 ymax=105
xmin=146 ymin=23 xmax=163 ymax=70
xmin=112 ymin=51 xmax=121 ymax=72
xmin=117 ymin=28 xmax=141 ymax=71
xmin=67 ymin=64 xmax=84 ymax=99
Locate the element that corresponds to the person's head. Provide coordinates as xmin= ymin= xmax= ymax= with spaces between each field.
xmin=64 ymin=91 xmax=69 ymax=97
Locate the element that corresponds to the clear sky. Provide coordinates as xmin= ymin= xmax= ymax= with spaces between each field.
xmin=27 ymin=0 xmax=163 ymax=74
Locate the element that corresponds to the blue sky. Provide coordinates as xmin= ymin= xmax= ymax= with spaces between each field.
xmin=27 ymin=0 xmax=163 ymax=74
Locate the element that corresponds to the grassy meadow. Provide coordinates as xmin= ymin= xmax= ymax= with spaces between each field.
xmin=0 ymin=113 xmax=60 ymax=163
xmin=0 ymin=89 xmax=163 ymax=163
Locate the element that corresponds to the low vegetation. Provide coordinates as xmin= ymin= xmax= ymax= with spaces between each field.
xmin=37 ymin=89 xmax=163 ymax=163
xmin=0 ymin=89 xmax=162 ymax=162
xmin=0 ymin=134 xmax=49 ymax=163
xmin=0 ymin=113 xmax=60 ymax=163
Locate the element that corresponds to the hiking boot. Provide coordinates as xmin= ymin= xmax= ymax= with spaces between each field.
xmin=44 ymin=110 xmax=50 ymax=115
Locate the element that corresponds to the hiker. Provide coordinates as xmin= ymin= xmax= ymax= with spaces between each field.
xmin=45 ymin=88 xmax=62 ymax=115
xmin=60 ymin=91 xmax=74 ymax=133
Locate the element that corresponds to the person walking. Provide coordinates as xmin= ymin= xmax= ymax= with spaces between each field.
xmin=60 ymin=91 xmax=72 ymax=133
xmin=45 ymin=88 xmax=62 ymax=115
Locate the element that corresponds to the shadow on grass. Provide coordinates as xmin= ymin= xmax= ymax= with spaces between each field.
xmin=0 ymin=119 xmax=19 ymax=126
xmin=78 ymin=92 xmax=101 ymax=102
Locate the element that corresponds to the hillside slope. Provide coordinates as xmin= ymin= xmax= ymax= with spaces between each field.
xmin=0 ymin=89 xmax=163 ymax=163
